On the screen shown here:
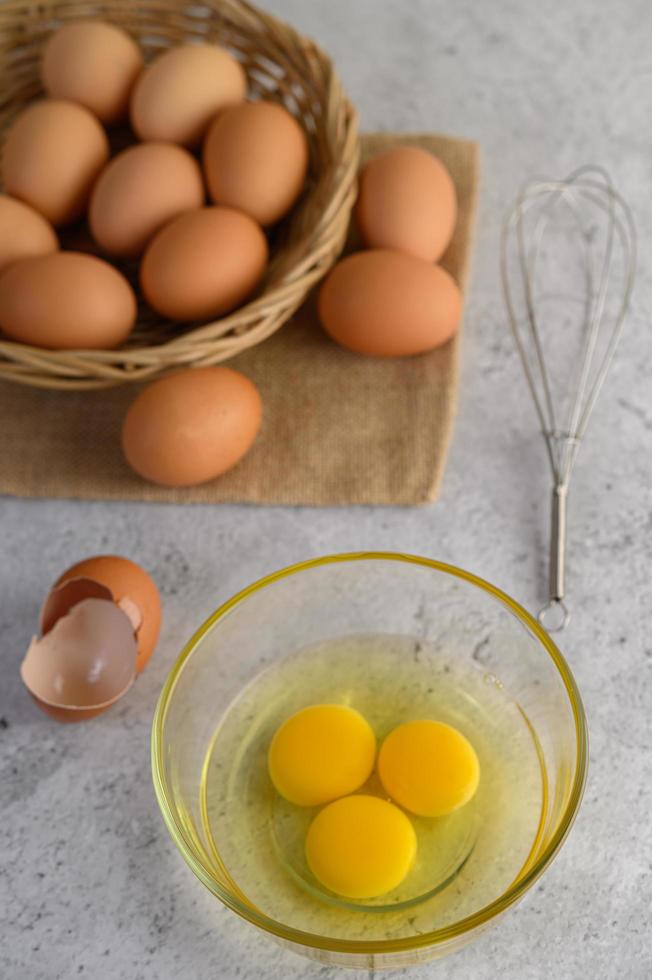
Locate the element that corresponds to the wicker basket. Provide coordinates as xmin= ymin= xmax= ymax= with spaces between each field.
xmin=0 ymin=0 xmax=359 ymax=389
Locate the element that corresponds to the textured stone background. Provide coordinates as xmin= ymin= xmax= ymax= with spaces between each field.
xmin=1 ymin=1 xmax=650 ymax=977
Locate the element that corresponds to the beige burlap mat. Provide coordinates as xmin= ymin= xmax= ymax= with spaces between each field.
xmin=0 ymin=132 xmax=479 ymax=506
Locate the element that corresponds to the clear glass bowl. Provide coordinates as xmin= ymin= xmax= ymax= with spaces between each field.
xmin=152 ymin=553 xmax=587 ymax=969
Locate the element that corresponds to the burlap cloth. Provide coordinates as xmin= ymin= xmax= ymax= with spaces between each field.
xmin=0 ymin=132 xmax=479 ymax=506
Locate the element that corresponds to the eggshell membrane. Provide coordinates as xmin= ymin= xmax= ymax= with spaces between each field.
xmin=41 ymin=21 xmax=144 ymax=124
xmin=1 ymin=100 xmax=109 ymax=225
xmin=121 ymin=366 xmax=262 ymax=488
xmin=130 ymin=43 xmax=247 ymax=147
xmin=203 ymin=101 xmax=308 ymax=225
xmin=317 ymin=249 xmax=462 ymax=357
xmin=355 ymin=146 xmax=457 ymax=262
xmin=89 ymin=142 xmax=205 ymax=257
xmin=140 ymin=206 xmax=267 ymax=322
xmin=52 ymin=555 xmax=161 ymax=673
xmin=20 ymin=598 xmax=137 ymax=718
xmin=0 ymin=194 xmax=58 ymax=273
xmin=0 ymin=252 xmax=137 ymax=350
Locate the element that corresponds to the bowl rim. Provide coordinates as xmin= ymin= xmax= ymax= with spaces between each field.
xmin=151 ymin=551 xmax=588 ymax=955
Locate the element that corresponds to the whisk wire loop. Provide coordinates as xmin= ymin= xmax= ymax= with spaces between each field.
xmin=501 ymin=165 xmax=636 ymax=630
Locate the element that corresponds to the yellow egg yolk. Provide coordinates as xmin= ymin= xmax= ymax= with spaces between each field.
xmin=305 ymin=794 xmax=417 ymax=899
xmin=378 ymin=719 xmax=480 ymax=817
xmin=267 ymin=704 xmax=376 ymax=807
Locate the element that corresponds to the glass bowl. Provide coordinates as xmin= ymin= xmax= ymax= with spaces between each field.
xmin=152 ymin=553 xmax=587 ymax=969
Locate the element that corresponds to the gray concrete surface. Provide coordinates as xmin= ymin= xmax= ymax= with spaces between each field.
xmin=1 ymin=1 xmax=651 ymax=977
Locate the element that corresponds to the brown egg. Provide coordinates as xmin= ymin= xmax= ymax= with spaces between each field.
xmin=89 ymin=142 xmax=205 ymax=257
xmin=1 ymin=100 xmax=109 ymax=226
xmin=0 ymin=194 xmax=58 ymax=273
xmin=317 ymin=250 xmax=462 ymax=357
xmin=140 ymin=206 xmax=267 ymax=321
xmin=122 ymin=366 xmax=262 ymax=487
xmin=49 ymin=555 xmax=162 ymax=673
xmin=355 ymin=146 xmax=457 ymax=262
xmin=130 ymin=43 xmax=247 ymax=147
xmin=41 ymin=21 xmax=143 ymax=124
xmin=0 ymin=252 xmax=136 ymax=349
xmin=21 ymin=598 xmax=138 ymax=722
xmin=203 ymin=101 xmax=308 ymax=225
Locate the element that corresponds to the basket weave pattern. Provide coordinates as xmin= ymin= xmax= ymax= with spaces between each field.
xmin=0 ymin=0 xmax=359 ymax=389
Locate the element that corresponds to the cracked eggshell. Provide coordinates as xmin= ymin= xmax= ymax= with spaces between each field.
xmin=40 ymin=576 xmax=114 ymax=635
xmin=51 ymin=555 xmax=161 ymax=673
xmin=40 ymin=576 xmax=143 ymax=636
xmin=21 ymin=598 xmax=138 ymax=722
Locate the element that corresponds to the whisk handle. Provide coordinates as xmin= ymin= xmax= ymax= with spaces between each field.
xmin=549 ymin=483 xmax=568 ymax=602
xmin=538 ymin=485 xmax=570 ymax=632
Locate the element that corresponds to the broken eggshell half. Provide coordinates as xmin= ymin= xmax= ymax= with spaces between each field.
xmin=21 ymin=597 xmax=138 ymax=722
xmin=49 ymin=555 xmax=160 ymax=673
xmin=40 ymin=576 xmax=143 ymax=636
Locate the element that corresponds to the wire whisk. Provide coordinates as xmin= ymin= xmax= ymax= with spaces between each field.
xmin=501 ymin=165 xmax=636 ymax=631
